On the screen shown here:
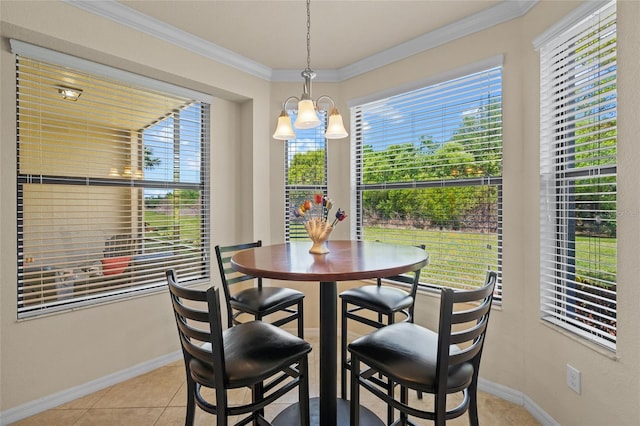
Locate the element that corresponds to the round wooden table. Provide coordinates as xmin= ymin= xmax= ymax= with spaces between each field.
xmin=231 ymin=240 xmax=429 ymax=426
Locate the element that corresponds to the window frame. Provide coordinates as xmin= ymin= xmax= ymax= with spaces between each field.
xmin=284 ymin=111 xmax=328 ymax=241
xmin=537 ymin=0 xmax=617 ymax=350
xmin=351 ymin=62 xmax=503 ymax=295
xmin=13 ymin=40 xmax=212 ymax=318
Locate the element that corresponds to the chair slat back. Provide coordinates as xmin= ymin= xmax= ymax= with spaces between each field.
xmin=166 ymin=270 xmax=226 ymax=390
xmin=215 ymin=241 xmax=263 ymax=326
xmin=436 ymin=271 xmax=497 ymax=382
xmin=375 ymin=244 xmax=426 ymax=289
xmin=376 ymin=244 xmax=428 ymax=321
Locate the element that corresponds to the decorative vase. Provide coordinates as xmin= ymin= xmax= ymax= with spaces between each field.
xmin=101 ymin=255 xmax=131 ymax=275
xmin=304 ymin=217 xmax=333 ymax=254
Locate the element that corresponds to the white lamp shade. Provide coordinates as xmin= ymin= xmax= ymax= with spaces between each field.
xmin=294 ymin=99 xmax=321 ymax=129
xmin=325 ymin=110 xmax=348 ymax=139
xmin=273 ymin=113 xmax=296 ymax=140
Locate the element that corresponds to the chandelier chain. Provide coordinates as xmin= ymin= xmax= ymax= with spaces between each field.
xmin=306 ymin=0 xmax=311 ymax=71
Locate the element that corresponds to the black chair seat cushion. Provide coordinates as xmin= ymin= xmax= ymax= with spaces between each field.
xmin=189 ymin=320 xmax=311 ymax=388
xmin=348 ymin=322 xmax=473 ymax=392
xmin=340 ymin=285 xmax=412 ymax=314
xmin=231 ymin=286 xmax=304 ymax=314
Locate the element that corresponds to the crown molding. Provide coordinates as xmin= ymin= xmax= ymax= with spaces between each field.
xmin=64 ymin=0 xmax=273 ymax=81
xmin=532 ymin=0 xmax=611 ymax=49
xmin=333 ymin=0 xmax=537 ymax=82
xmin=65 ymin=0 xmax=537 ymax=84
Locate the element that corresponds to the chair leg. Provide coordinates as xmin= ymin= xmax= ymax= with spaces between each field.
xmin=252 ymin=382 xmax=265 ymax=426
xmin=297 ymin=300 xmax=304 ymax=339
xmin=434 ymin=392 xmax=446 ymax=426
xmin=249 ymin=313 xmax=265 ymax=426
xmin=387 ymin=376 xmax=394 ymax=425
xmin=400 ymin=385 xmax=409 ymax=425
xmin=468 ymin=381 xmax=480 ymax=426
xmin=232 ymin=308 xmax=243 ymax=327
xmin=406 ymin=310 xmax=423 ymax=403
xmin=350 ymin=355 xmax=360 ymax=426
xmin=341 ymin=299 xmax=349 ymax=400
xmin=185 ymin=377 xmax=196 ymax=426
xmin=215 ymin=387 xmax=228 ymax=426
xmin=384 ymin=313 xmax=394 ymax=424
xmin=299 ymin=357 xmax=311 ymax=426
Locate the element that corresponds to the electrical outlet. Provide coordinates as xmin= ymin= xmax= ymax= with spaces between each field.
xmin=567 ymin=364 xmax=581 ymax=394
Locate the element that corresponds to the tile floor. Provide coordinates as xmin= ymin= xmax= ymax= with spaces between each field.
xmin=13 ymin=333 xmax=540 ymax=425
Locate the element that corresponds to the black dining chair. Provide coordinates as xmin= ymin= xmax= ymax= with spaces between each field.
xmin=215 ymin=240 xmax=305 ymax=337
xmin=348 ymin=271 xmax=497 ymax=426
xmin=166 ymin=270 xmax=311 ymax=426
xmin=339 ymin=244 xmax=427 ymax=422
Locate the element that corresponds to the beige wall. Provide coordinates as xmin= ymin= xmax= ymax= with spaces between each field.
xmin=2 ymin=1 xmax=640 ymax=425
xmin=0 ymin=0 xmax=269 ymax=415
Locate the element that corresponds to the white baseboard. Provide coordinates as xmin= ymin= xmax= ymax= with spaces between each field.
xmin=339 ymin=327 xmax=559 ymax=426
xmin=479 ymin=378 xmax=559 ymax=426
xmin=0 ymin=351 xmax=182 ymax=426
xmin=1 ymin=333 xmax=558 ymax=426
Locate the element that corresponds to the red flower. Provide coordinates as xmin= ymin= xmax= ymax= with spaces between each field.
xmin=331 ymin=209 xmax=347 ymax=227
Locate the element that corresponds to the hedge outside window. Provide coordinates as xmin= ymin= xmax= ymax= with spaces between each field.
xmin=351 ymin=61 xmax=503 ymax=294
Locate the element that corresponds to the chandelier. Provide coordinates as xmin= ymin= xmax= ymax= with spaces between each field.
xmin=272 ymin=0 xmax=348 ymax=140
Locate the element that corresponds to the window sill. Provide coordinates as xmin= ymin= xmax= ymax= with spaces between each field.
xmin=541 ymin=316 xmax=618 ymax=360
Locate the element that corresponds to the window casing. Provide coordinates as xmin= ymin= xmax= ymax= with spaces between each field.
xmin=538 ymin=1 xmax=617 ymax=349
xmin=284 ymin=112 xmax=328 ymax=240
xmin=15 ymin=43 xmax=211 ymax=317
xmin=352 ymin=65 xmax=503 ymax=293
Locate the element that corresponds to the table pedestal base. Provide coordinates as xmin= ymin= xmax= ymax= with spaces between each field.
xmin=271 ymin=397 xmax=383 ymax=426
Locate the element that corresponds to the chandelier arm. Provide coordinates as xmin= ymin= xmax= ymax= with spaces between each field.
xmin=315 ymin=95 xmax=336 ymax=112
xmin=282 ymin=96 xmax=300 ymax=110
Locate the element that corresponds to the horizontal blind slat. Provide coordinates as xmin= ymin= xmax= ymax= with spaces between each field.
xmin=16 ymin=51 xmax=211 ymax=316
xmin=353 ymin=65 xmax=503 ymax=295
xmin=539 ymin=1 xmax=617 ymax=348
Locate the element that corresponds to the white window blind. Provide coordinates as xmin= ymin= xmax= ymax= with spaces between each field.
xmin=16 ymin=50 xmax=210 ymax=317
xmin=539 ymin=1 xmax=616 ymax=349
xmin=352 ymin=66 xmax=503 ymax=292
xmin=284 ymin=112 xmax=328 ymax=240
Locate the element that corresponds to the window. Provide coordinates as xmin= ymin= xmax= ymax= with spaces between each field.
xmin=538 ymin=1 xmax=616 ymax=349
xmin=352 ymin=63 xmax=503 ymax=292
xmin=284 ymin=112 xmax=328 ymax=240
xmin=14 ymin=41 xmax=211 ymax=317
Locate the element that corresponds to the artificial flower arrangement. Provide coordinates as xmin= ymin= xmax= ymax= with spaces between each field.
xmin=291 ymin=194 xmax=347 ymax=253
xmin=291 ymin=194 xmax=347 ymax=226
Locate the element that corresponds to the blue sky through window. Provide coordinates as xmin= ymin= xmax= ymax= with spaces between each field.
xmin=286 ymin=111 xmax=327 ymax=169
xmin=143 ymin=104 xmax=202 ymax=198
xmin=358 ymin=67 xmax=502 ymax=150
